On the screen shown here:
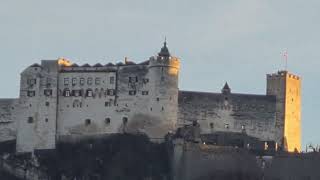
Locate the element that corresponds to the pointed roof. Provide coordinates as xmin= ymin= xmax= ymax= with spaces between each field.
xmin=104 ymin=63 xmax=114 ymax=66
xmin=222 ymin=82 xmax=231 ymax=94
xmin=70 ymin=63 xmax=79 ymax=67
xmin=158 ymin=39 xmax=170 ymax=57
xmin=81 ymin=63 xmax=91 ymax=67
xmin=93 ymin=63 xmax=103 ymax=67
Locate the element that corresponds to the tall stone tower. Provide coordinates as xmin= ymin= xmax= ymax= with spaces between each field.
xmin=146 ymin=41 xmax=180 ymax=139
xmin=266 ymin=71 xmax=301 ymax=152
xmin=16 ymin=60 xmax=59 ymax=152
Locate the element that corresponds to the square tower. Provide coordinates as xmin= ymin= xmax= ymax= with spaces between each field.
xmin=267 ymin=71 xmax=301 ymax=152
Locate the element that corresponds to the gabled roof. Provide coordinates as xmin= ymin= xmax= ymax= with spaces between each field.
xmin=70 ymin=63 xmax=79 ymax=67
xmin=104 ymin=63 xmax=115 ymax=66
xmin=93 ymin=63 xmax=103 ymax=67
xmin=81 ymin=63 xmax=91 ymax=67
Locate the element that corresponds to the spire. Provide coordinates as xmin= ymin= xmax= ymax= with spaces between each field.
xmin=222 ymin=82 xmax=231 ymax=94
xmin=158 ymin=38 xmax=171 ymax=57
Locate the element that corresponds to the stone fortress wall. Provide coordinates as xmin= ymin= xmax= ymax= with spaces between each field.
xmin=0 ymin=42 xmax=301 ymax=153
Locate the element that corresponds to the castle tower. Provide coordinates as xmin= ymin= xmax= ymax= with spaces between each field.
xmin=16 ymin=60 xmax=59 ymax=152
xmin=267 ymin=71 xmax=301 ymax=152
xmin=146 ymin=41 xmax=180 ymax=139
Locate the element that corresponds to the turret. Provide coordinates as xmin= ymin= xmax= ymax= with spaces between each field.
xmin=146 ymin=41 xmax=180 ymax=140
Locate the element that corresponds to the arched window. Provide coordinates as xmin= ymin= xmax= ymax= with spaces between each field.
xmin=105 ymin=118 xmax=111 ymax=125
xmin=86 ymin=89 xmax=93 ymax=97
xmin=63 ymin=88 xmax=71 ymax=97
xmin=122 ymin=117 xmax=128 ymax=125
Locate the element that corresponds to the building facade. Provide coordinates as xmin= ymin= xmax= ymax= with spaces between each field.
xmin=0 ymin=42 xmax=301 ymax=152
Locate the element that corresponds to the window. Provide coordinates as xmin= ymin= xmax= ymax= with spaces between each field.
xmin=44 ymin=89 xmax=52 ymax=96
xmin=27 ymin=91 xmax=35 ymax=97
xmin=105 ymin=101 xmax=111 ymax=107
xmin=28 ymin=117 xmax=34 ymax=123
xmin=45 ymin=118 xmax=49 ymax=122
xmin=105 ymin=118 xmax=111 ymax=125
xmin=28 ymin=78 xmax=36 ymax=85
xmin=143 ymin=78 xmax=149 ymax=83
xmin=110 ymin=77 xmax=115 ymax=84
xmin=72 ymin=78 xmax=77 ymax=86
xmin=224 ymin=123 xmax=229 ymax=129
xmin=129 ymin=76 xmax=138 ymax=83
xmin=80 ymin=78 xmax=85 ymax=86
xmin=64 ymin=89 xmax=71 ymax=97
xmin=87 ymin=77 xmax=93 ymax=85
xmin=72 ymin=90 xmax=82 ymax=97
xmin=122 ymin=117 xmax=128 ymax=124
xmin=142 ymin=91 xmax=149 ymax=95
xmin=210 ymin=123 xmax=214 ymax=129
xmin=85 ymin=119 xmax=91 ymax=126
xmin=107 ymin=89 xmax=115 ymax=96
xmin=129 ymin=90 xmax=136 ymax=95
xmin=156 ymin=97 xmax=160 ymax=101
xmin=95 ymin=78 xmax=101 ymax=85
xmin=45 ymin=102 xmax=50 ymax=106
xmin=86 ymin=89 xmax=93 ymax=97
xmin=64 ymin=78 xmax=69 ymax=86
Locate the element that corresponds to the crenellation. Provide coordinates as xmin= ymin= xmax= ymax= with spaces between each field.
xmin=0 ymin=42 xmax=301 ymax=153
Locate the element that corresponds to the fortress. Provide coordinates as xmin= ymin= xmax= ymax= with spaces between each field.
xmin=0 ymin=41 xmax=301 ymax=153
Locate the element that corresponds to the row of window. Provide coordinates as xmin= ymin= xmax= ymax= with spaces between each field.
xmin=64 ymin=76 xmax=115 ymax=86
xmin=27 ymin=89 xmax=150 ymax=97
xmin=128 ymin=76 xmax=149 ymax=83
xmin=208 ymin=122 xmax=246 ymax=130
xmin=27 ymin=116 xmax=128 ymax=126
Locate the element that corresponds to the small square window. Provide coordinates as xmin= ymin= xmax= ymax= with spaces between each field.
xmin=129 ymin=90 xmax=136 ymax=95
xmin=28 ymin=117 xmax=34 ymax=123
xmin=105 ymin=102 xmax=111 ymax=107
xmin=142 ymin=91 xmax=149 ymax=95
xmin=45 ymin=102 xmax=50 ymax=106
xmin=27 ymin=91 xmax=36 ymax=97
xmin=28 ymin=79 xmax=36 ymax=86
xmin=143 ymin=78 xmax=149 ymax=83
xmin=210 ymin=123 xmax=214 ymax=128
xmin=107 ymin=89 xmax=115 ymax=96
xmin=44 ymin=89 xmax=52 ymax=96
xmin=45 ymin=118 xmax=49 ymax=122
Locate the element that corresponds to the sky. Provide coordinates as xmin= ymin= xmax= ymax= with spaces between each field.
xmin=1 ymin=0 xmax=319 ymax=148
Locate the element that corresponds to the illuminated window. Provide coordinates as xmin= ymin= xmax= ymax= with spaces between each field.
xmin=64 ymin=89 xmax=71 ymax=97
xmin=224 ymin=123 xmax=229 ymax=129
xmin=86 ymin=89 xmax=93 ymax=97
